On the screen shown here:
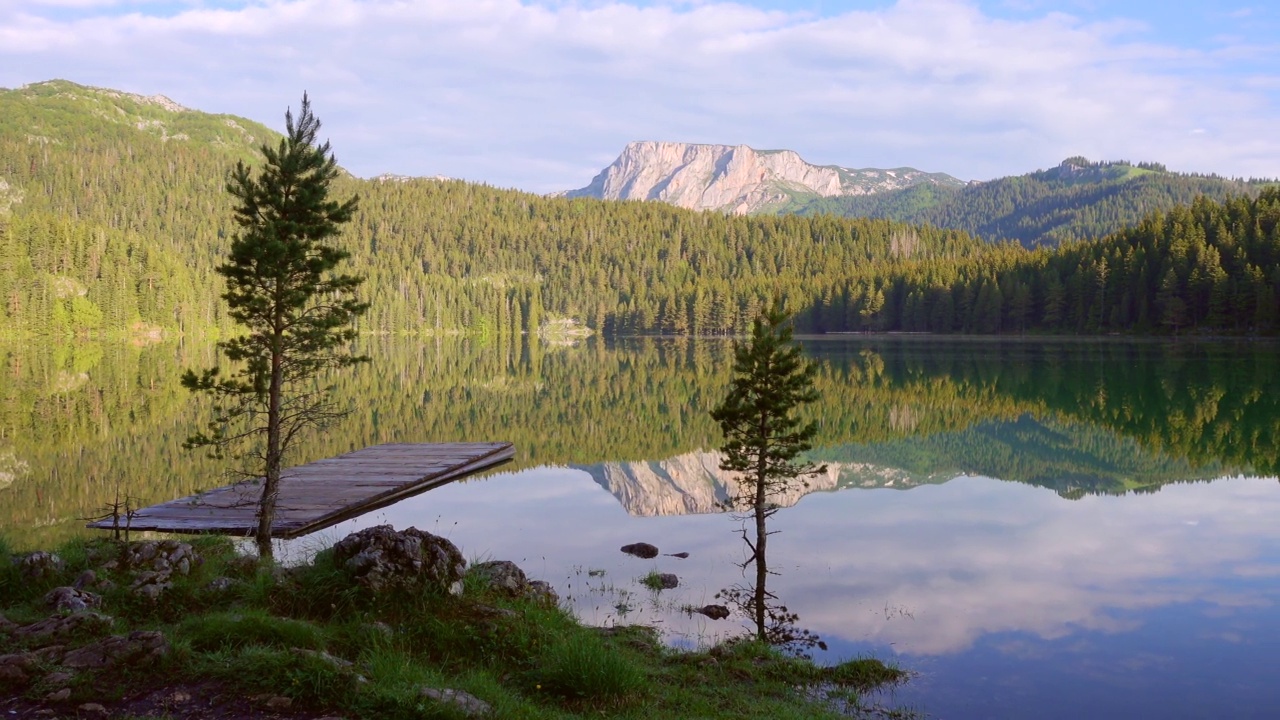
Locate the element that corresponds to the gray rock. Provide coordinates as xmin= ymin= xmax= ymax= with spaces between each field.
xmin=44 ymin=586 xmax=102 ymax=613
xmin=18 ymin=551 xmax=64 ymax=580
xmin=43 ymin=671 xmax=74 ymax=687
xmin=331 ymin=525 xmax=465 ymax=593
xmin=0 ymin=652 xmax=35 ymax=684
xmin=206 ymin=577 xmax=236 ymax=592
xmin=420 ymin=687 xmax=491 ymax=717
xmin=525 ymin=580 xmax=560 ymax=606
xmin=45 ymin=687 xmax=71 ymax=702
xmin=77 ymin=703 xmax=107 ymax=715
xmin=693 ymin=604 xmax=731 ymax=620
xmin=14 ymin=611 xmax=113 ymax=641
xmin=60 ymin=630 xmax=167 ymax=669
xmin=620 ymin=542 xmax=659 ymax=559
xmin=469 ymin=560 xmax=528 ymax=595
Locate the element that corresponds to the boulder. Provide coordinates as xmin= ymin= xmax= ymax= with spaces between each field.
xmin=14 ymin=611 xmax=113 ymax=641
xmin=44 ymin=586 xmax=102 ymax=613
xmin=0 ymin=652 xmax=36 ymax=685
xmin=330 ymin=525 xmax=465 ymax=593
xmin=525 ymin=580 xmax=560 ymax=606
xmin=620 ymin=542 xmax=659 ymax=559
xmin=420 ymin=687 xmax=491 ymax=717
xmin=468 ymin=560 xmax=527 ymax=595
xmin=18 ymin=551 xmax=64 ymax=580
xmin=60 ymin=630 xmax=167 ymax=669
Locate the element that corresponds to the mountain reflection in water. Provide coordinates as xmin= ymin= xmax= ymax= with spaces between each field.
xmin=4 ymin=336 xmax=1280 ymax=718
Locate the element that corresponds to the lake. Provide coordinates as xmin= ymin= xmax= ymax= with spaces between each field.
xmin=3 ymin=335 xmax=1279 ymax=718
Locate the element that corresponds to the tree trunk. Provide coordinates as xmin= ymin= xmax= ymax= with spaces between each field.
xmin=753 ymin=464 xmax=768 ymax=643
xmin=256 ymin=340 xmax=284 ymax=560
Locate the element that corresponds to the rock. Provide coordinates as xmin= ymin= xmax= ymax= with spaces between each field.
xmin=18 ymin=551 xmax=64 ymax=580
xmin=693 ymin=604 xmax=731 ymax=620
xmin=77 ymin=703 xmax=107 ymax=715
xmin=420 ymin=688 xmax=491 ymax=717
xmin=166 ymin=690 xmax=191 ymax=703
xmin=265 ymin=695 xmax=293 ymax=709
xmin=525 ymin=580 xmax=559 ymax=606
xmin=468 ymin=560 xmax=527 ymax=595
xmin=14 ymin=611 xmax=113 ymax=641
xmin=71 ymin=570 xmax=97 ymax=590
xmin=648 ymin=573 xmax=679 ymax=590
xmin=0 ymin=653 xmax=35 ymax=684
xmin=45 ymin=687 xmax=71 ymax=702
xmin=291 ymin=647 xmax=354 ymax=671
xmin=620 ymin=542 xmax=659 ymax=559
xmin=44 ymin=586 xmax=102 ymax=613
xmin=130 ymin=570 xmax=173 ymax=600
xmin=206 ymin=577 xmax=236 ymax=592
xmin=60 ymin=630 xmax=167 ymax=669
xmin=43 ymin=671 xmax=74 ymax=687
xmin=566 ymin=141 xmax=961 ymax=215
xmin=330 ymin=525 xmax=465 ymax=593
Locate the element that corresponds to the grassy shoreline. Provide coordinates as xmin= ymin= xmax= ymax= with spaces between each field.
xmin=1 ymin=533 xmax=908 ymax=719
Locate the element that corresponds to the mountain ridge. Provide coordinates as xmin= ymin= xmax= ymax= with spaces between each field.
xmin=564 ymin=140 xmax=963 ymax=214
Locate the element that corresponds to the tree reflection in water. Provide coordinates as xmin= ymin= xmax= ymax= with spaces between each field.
xmin=710 ymin=307 xmax=828 ymax=656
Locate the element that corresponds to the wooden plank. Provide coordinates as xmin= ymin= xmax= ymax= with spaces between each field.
xmin=87 ymin=442 xmax=514 ymax=538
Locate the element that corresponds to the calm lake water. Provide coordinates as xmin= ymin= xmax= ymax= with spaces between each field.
xmin=3 ymin=335 xmax=1279 ymax=719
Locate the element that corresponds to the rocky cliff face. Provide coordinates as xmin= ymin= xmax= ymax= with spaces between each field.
xmin=573 ymin=450 xmax=935 ymax=517
xmin=565 ymin=141 xmax=962 ymax=214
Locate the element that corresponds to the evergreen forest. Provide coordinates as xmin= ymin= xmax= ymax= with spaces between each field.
xmin=1 ymin=80 xmax=1278 ymax=339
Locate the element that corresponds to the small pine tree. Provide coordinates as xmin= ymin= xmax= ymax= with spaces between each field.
xmin=182 ymin=94 xmax=368 ymax=560
xmin=711 ymin=304 xmax=825 ymax=644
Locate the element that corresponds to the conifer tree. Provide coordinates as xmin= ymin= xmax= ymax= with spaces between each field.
xmin=183 ymin=95 xmax=367 ymax=560
xmin=712 ymin=304 xmax=825 ymax=645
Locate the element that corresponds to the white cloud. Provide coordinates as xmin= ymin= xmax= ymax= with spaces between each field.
xmin=1 ymin=0 xmax=1278 ymax=190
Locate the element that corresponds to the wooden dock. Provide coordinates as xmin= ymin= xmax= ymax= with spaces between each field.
xmin=87 ymin=442 xmax=515 ymax=539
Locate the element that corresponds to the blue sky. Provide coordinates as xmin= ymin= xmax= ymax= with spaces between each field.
xmin=2 ymin=0 xmax=1277 ymax=191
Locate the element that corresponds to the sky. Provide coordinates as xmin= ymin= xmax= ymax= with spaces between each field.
xmin=2 ymin=0 xmax=1278 ymax=192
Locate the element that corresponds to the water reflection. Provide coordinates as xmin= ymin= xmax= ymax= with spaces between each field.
xmin=295 ymin=467 xmax=1280 ymax=717
xmin=5 ymin=336 xmax=1280 ymax=717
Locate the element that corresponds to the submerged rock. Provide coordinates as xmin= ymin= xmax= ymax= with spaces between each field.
xmin=331 ymin=525 xmax=465 ymax=593
xmin=693 ymin=604 xmax=731 ymax=620
xmin=620 ymin=542 xmax=659 ymax=559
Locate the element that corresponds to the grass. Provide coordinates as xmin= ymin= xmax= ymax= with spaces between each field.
xmin=0 ymin=533 xmax=911 ymax=719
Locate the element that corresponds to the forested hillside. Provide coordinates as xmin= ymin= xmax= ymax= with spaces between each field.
xmin=1 ymin=80 xmax=1277 ymax=340
xmin=807 ymin=191 xmax=1280 ymax=335
xmin=783 ymin=157 xmax=1273 ymax=247
xmin=0 ymin=80 xmax=989 ymax=339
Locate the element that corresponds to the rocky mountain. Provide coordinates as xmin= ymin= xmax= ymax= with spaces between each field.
xmin=573 ymin=450 xmax=935 ymax=517
xmin=565 ymin=141 xmax=963 ymax=215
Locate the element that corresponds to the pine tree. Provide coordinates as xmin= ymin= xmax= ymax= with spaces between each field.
xmin=182 ymin=95 xmax=368 ymax=560
xmin=711 ymin=304 xmax=825 ymax=645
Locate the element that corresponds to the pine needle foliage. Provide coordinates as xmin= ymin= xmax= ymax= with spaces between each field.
xmin=182 ymin=94 xmax=368 ymax=559
xmin=712 ymin=304 xmax=825 ymax=644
